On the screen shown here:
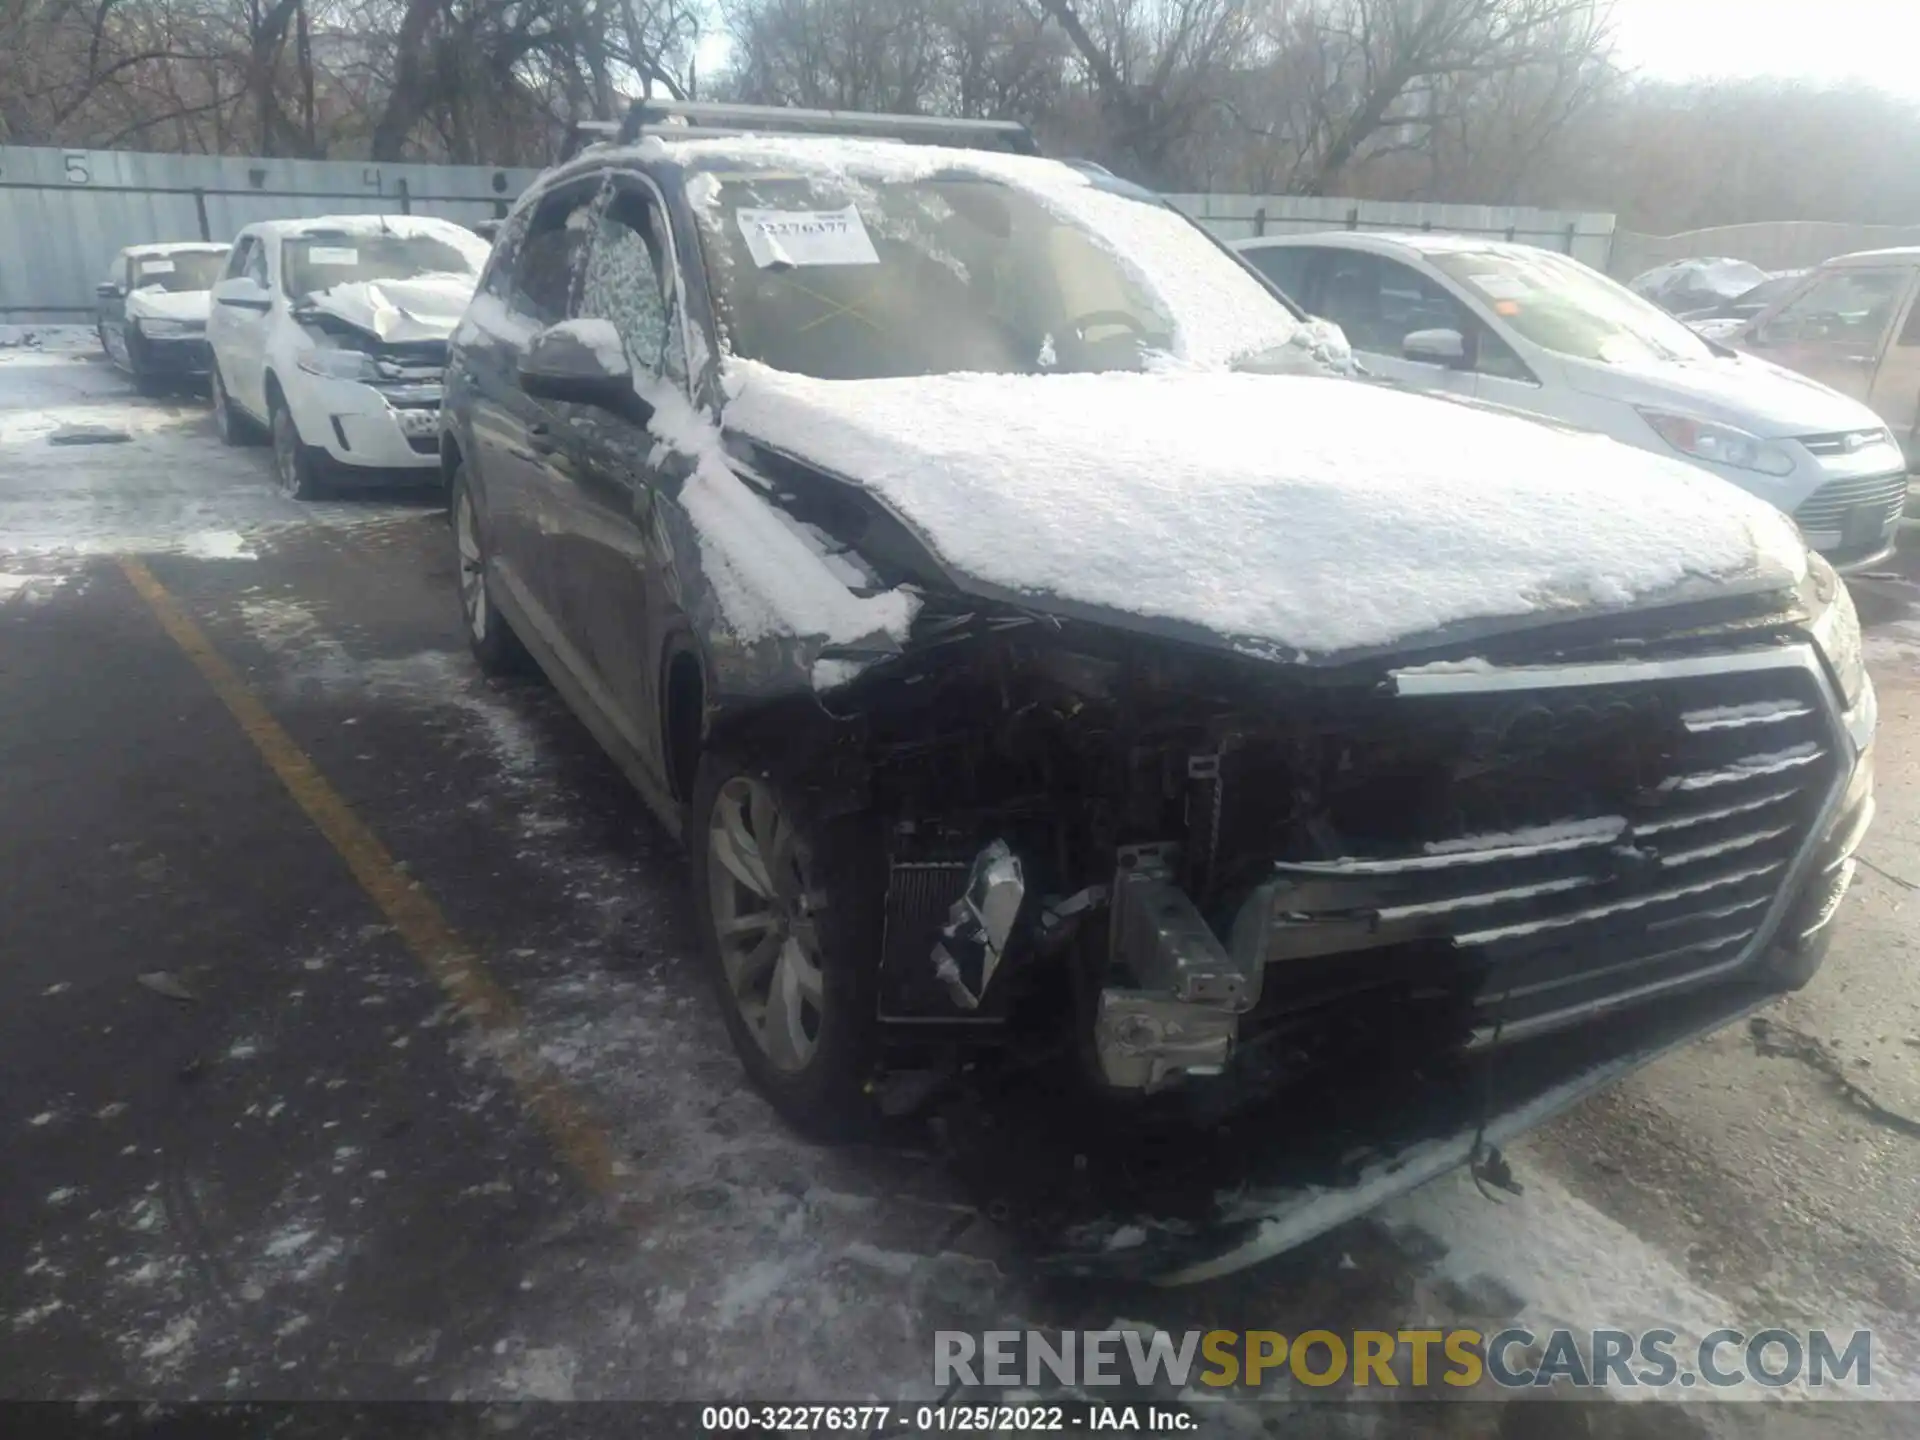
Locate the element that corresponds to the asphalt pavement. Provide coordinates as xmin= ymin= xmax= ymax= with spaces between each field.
xmin=4 ymin=333 xmax=1918 ymax=1434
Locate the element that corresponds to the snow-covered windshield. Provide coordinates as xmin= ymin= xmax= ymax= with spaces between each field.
xmin=282 ymin=233 xmax=480 ymax=300
xmin=1431 ymin=249 xmax=1715 ymax=366
xmin=129 ymin=251 xmax=227 ymax=293
xmin=681 ymin=154 xmax=1297 ymax=379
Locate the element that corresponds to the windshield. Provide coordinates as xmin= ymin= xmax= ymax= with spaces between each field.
xmin=283 ymin=233 xmax=480 ymax=300
xmin=129 ymin=251 xmax=227 ymax=293
xmin=1430 ymin=249 xmax=1714 ymax=365
xmin=684 ymin=162 xmax=1297 ymax=379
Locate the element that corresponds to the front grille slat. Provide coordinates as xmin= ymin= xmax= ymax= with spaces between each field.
xmin=1242 ymin=652 xmax=1844 ymax=1052
xmin=1792 ymin=469 xmax=1909 ymax=527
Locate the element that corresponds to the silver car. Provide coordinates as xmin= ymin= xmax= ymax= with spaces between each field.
xmin=1237 ymin=232 xmax=1910 ymax=571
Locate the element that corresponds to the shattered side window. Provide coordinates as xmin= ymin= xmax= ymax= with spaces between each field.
xmin=509 ymin=186 xmax=599 ymax=325
xmin=577 ymin=189 xmax=680 ymax=384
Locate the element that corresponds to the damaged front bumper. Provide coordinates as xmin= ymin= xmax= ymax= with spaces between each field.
xmin=1043 ymin=978 xmax=1779 ymax=1284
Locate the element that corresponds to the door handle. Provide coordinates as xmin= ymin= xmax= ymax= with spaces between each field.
xmin=528 ymin=423 xmax=558 ymax=456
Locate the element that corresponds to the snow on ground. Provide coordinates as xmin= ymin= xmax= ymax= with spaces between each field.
xmin=724 ymin=363 xmax=1807 ymax=657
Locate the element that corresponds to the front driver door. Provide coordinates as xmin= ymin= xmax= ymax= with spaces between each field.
xmin=225 ymin=237 xmax=276 ymax=417
xmin=1307 ymin=249 xmax=1483 ymax=400
xmin=1745 ymin=264 xmax=1917 ymax=403
xmin=99 ymin=256 xmax=130 ymax=365
xmin=1869 ymin=270 xmax=1920 ymax=467
xmin=468 ymin=177 xmax=604 ymax=652
xmin=543 ymin=174 xmax=690 ymax=782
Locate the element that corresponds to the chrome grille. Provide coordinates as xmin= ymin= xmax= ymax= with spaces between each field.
xmin=1795 ymin=428 xmax=1890 ymax=457
xmin=1246 ymin=651 xmax=1844 ymax=1048
xmin=1792 ymin=469 xmax=1910 ymax=530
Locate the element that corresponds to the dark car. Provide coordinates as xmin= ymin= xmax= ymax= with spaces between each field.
xmin=439 ymin=103 xmax=1876 ymax=1280
xmin=95 ymin=242 xmax=230 ymax=391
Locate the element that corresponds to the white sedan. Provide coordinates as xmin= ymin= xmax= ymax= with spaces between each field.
xmin=1235 ymin=232 xmax=1910 ymax=571
xmin=206 ymin=214 xmax=491 ymax=499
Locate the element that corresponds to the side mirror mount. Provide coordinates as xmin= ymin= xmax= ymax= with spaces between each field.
xmin=1402 ymin=327 xmax=1468 ymax=369
xmin=95 ymin=281 xmax=124 ymax=300
xmin=213 ymin=276 xmax=271 ymax=312
xmin=519 ymin=319 xmax=647 ymax=419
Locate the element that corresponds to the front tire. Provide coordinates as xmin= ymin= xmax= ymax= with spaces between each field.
xmin=450 ymin=463 xmax=529 ymax=676
xmin=689 ymin=755 xmax=883 ymax=1139
xmin=270 ymin=395 xmax=326 ymax=500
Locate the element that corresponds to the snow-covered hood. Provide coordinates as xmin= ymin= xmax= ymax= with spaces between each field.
xmin=124 ymin=288 xmax=211 ymax=324
xmin=1560 ymin=351 xmax=1883 ymax=439
xmin=299 ymin=273 xmax=478 ymax=344
xmin=722 ymin=364 xmax=1809 ymax=660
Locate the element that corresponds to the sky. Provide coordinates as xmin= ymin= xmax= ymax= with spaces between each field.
xmin=1608 ymin=0 xmax=1920 ymax=96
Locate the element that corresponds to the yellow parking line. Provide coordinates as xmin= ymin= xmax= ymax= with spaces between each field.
xmin=117 ymin=556 xmax=622 ymax=1199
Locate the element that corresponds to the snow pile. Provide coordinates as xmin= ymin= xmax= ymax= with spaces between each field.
xmin=0 ymin=325 xmax=97 ymax=353
xmin=640 ymin=377 xmax=920 ymax=652
xmin=723 ymin=363 xmax=1807 ymax=657
xmin=646 ymin=134 xmax=1300 ymax=369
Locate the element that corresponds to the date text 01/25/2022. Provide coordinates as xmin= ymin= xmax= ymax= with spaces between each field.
xmin=699 ymin=1404 xmax=1199 ymax=1433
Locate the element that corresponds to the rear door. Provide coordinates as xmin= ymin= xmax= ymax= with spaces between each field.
xmin=1306 ymin=248 xmax=1483 ymax=400
xmin=543 ymin=172 xmax=691 ymax=779
xmin=1743 ymin=263 xmax=1918 ymax=402
xmin=1868 ymin=267 xmax=1920 ymax=466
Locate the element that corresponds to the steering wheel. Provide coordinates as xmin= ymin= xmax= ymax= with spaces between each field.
xmin=1067 ymin=309 xmax=1149 ymax=342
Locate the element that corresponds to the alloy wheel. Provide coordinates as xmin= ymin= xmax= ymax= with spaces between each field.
xmin=455 ymin=489 xmax=487 ymax=642
xmin=705 ymin=775 xmax=824 ymax=1073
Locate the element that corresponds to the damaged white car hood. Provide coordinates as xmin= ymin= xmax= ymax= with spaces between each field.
xmin=722 ymin=364 xmax=1809 ymax=659
xmin=125 ymin=289 xmax=211 ymax=324
xmin=300 ymin=273 xmax=478 ymax=344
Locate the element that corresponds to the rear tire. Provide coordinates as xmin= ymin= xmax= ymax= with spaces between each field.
xmin=210 ymin=365 xmax=259 ymax=445
xmin=689 ymin=753 xmax=884 ymax=1140
xmin=451 ymin=463 xmax=530 ymax=677
xmin=270 ymin=395 xmax=327 ymax=500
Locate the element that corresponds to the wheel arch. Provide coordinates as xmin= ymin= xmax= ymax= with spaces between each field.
xmin=661 ymin=633 xmax=707 ymax=805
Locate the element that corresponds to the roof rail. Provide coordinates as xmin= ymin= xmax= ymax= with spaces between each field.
xmin=616 ymin=100 xmax=1039 ymax=155
xmin=559 ymin=117 xmax=622 ymax=163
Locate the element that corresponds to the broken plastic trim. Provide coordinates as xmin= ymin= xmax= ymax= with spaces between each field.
xmin=931 ymin=840 xmax=1025 ymax=1011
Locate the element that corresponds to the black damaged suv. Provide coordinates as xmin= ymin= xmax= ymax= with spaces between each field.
xmin=438 ymin=102 xmax=1876 ymax=1281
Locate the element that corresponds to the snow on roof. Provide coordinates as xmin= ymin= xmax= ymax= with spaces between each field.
xmin=121 ymin=241 xmax=231 ymax=259
xmin=629 ymin=134 xmax=1300 ymax=369
xmin=243 ymin=213 xmax=485 ymax=247
xmin=722 ymin=362 xmax=1807 ymax=658
xmin=1242 ymin=231 xmax=1544 ymax=258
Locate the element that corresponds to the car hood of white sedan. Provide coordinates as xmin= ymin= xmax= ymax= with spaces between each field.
xmin=1561 ymin=350 xmax=1884 ymax=439
xmin=299 ymin=273 xmax=478 ymax=344
xmin=124 ymin=288 xmax=211 ymax=324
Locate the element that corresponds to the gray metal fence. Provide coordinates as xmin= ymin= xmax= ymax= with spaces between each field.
xmin=0 ymin=146 xmax=542 ymax=321
xmin=0 ymin=143 xmax=1619 ymax=322
xmin=1167 ymin=193 xmax=1617 ymax=271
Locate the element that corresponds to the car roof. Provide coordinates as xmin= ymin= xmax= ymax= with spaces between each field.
xmin=120 ymin=241 xmax=230 ymax=258
xmin=1234 ymin=231 xmax=1561 ymax=260
xmin=537 ymin=132 xmax=1146 ymax=203
xmin=1822 ymin=245 xmax=1920 ymax=265
xmin=237 ymin=214 xmax=478 ymax=242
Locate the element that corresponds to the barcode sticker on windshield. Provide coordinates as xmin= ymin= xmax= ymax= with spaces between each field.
xmin=138 ymin=259 xmax=177 ymax=275
xmin=307 ymin=247 xmax=360 ymax=266
xmin=735 ymin=206 xmax=879 ymax=269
